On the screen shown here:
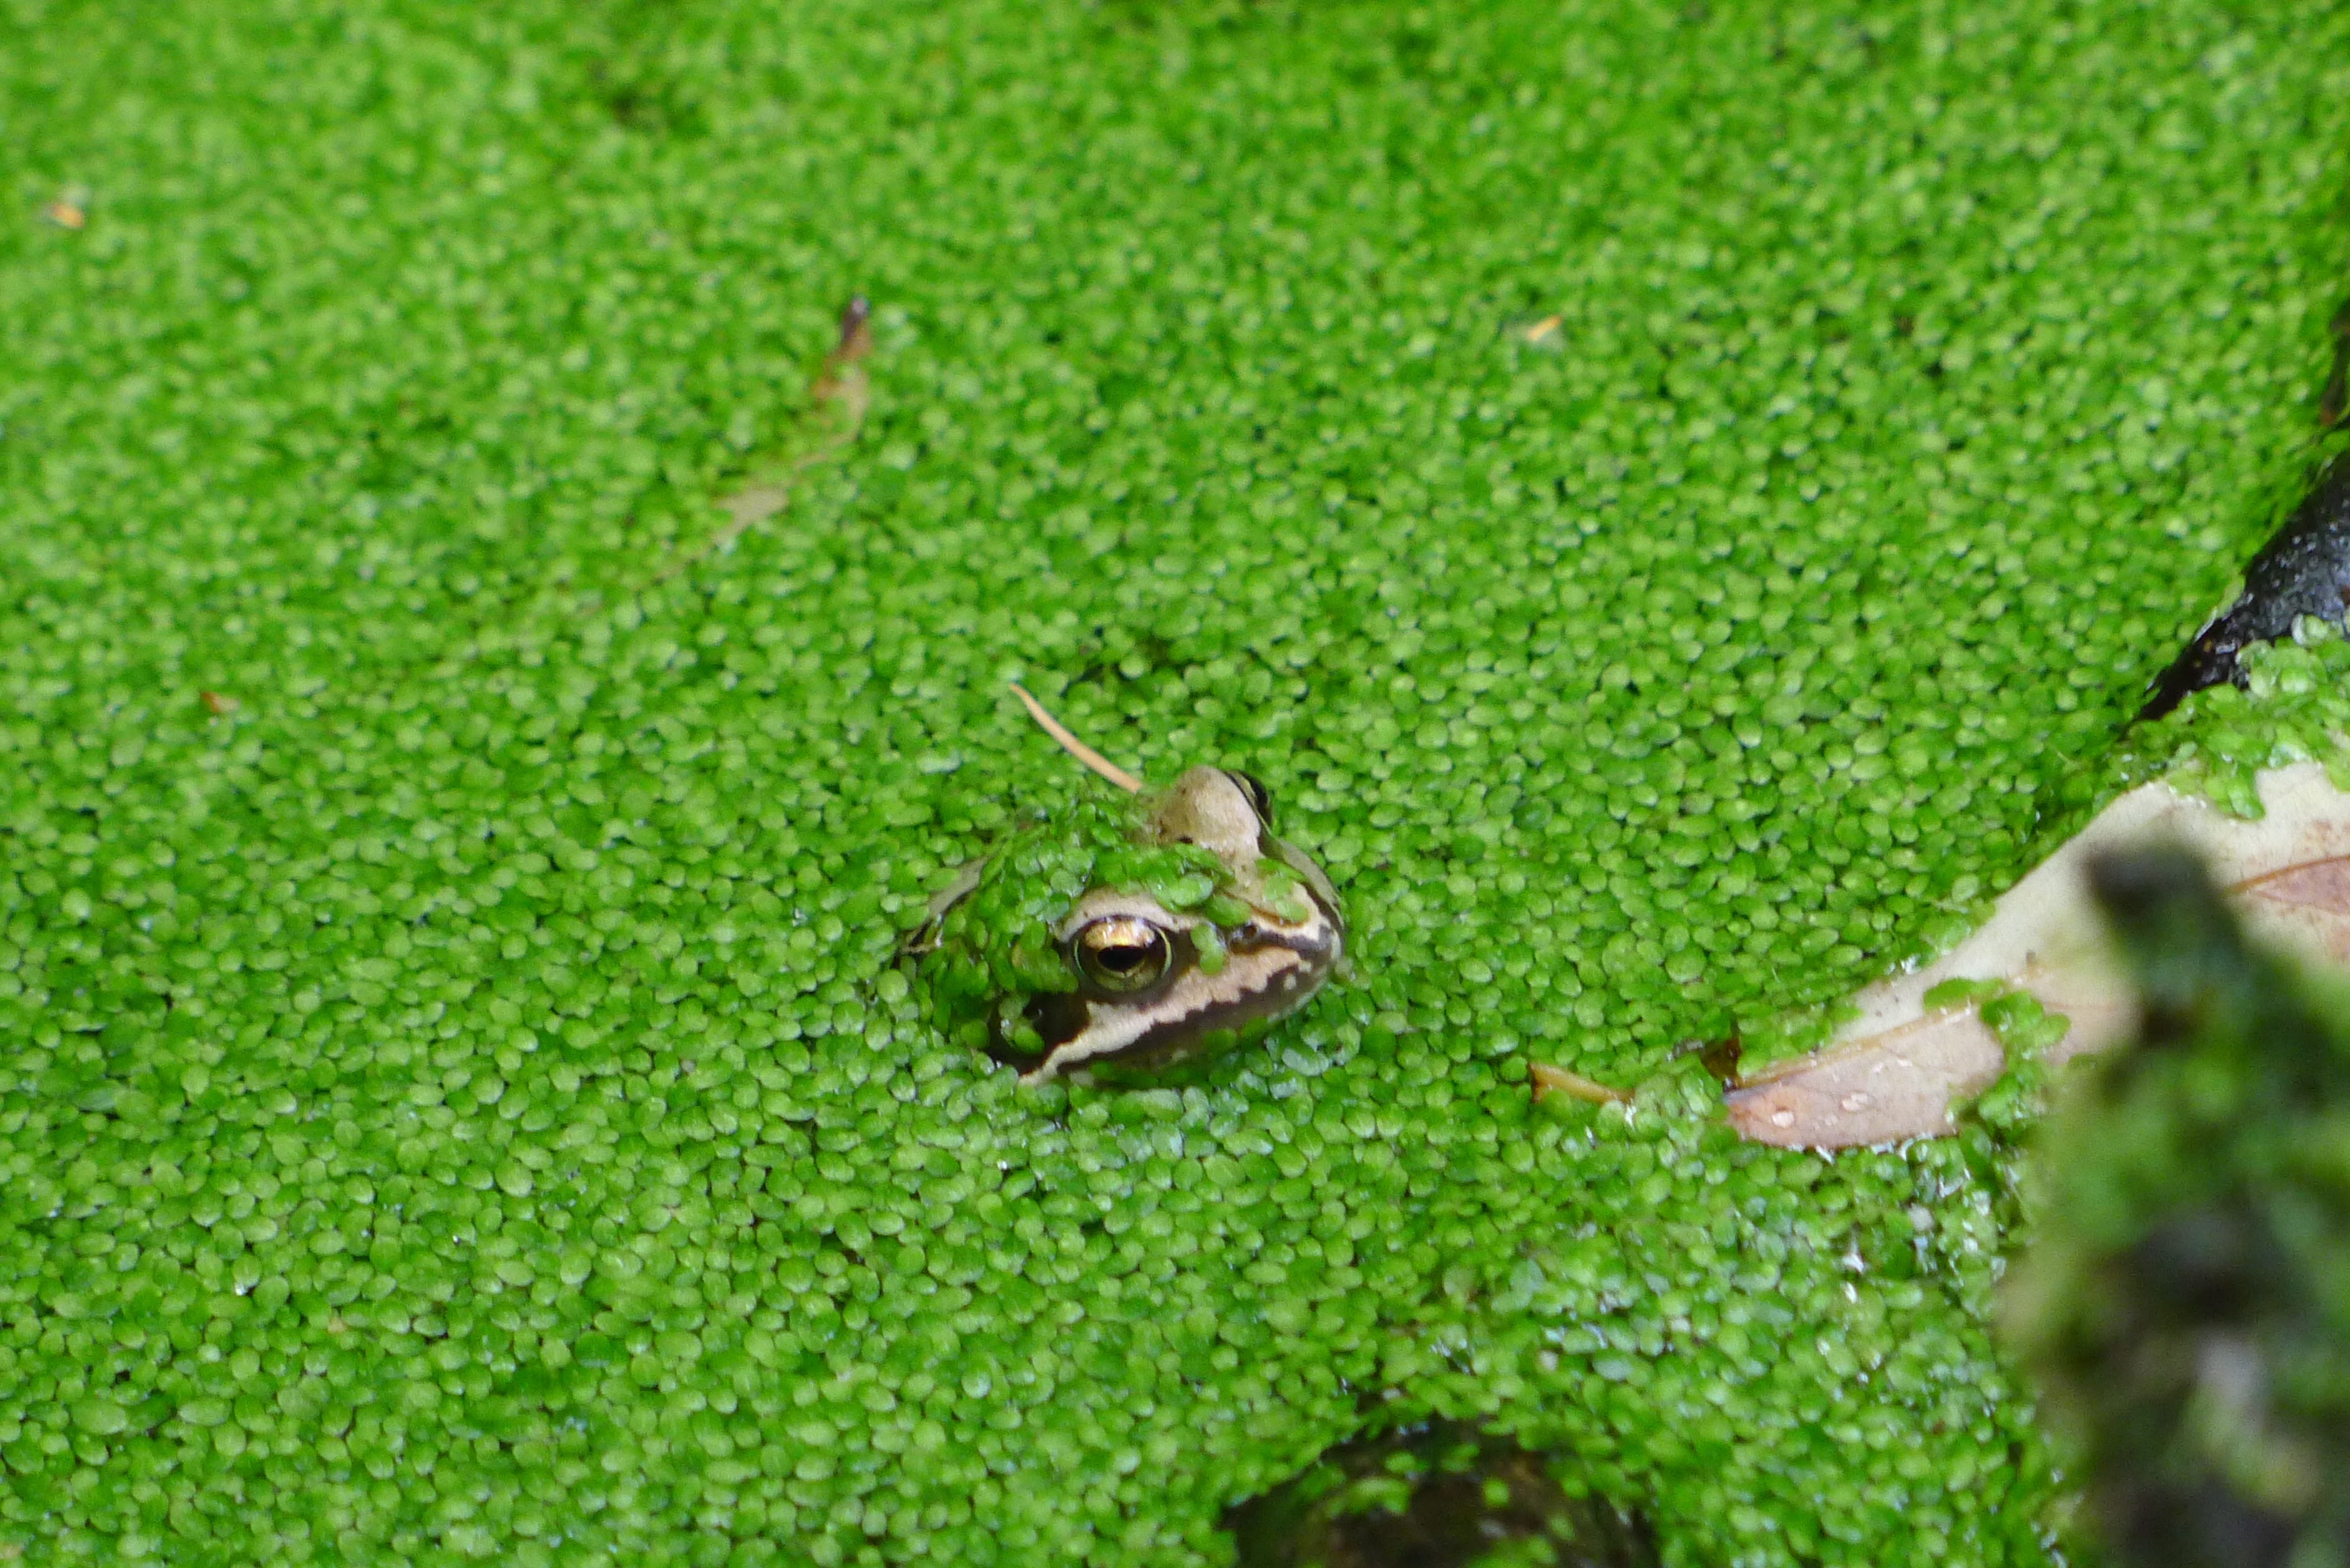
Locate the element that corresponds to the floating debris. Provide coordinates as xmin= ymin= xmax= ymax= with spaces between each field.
xmin=1725 ymin=760 xmax=2350 ymax=1149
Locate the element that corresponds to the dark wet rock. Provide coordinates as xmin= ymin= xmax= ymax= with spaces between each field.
xmin=2141 ymin=459 xmax=2350 ymax=721
xmin=1224 ymin=1421 xmax=1658 ymax=1568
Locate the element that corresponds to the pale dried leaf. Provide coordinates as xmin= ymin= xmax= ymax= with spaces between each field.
xmin=1729 ymin=762 xmax=2350 ymax=1149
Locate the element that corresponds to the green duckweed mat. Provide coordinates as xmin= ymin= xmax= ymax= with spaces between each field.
xmin=6 ymin=0 xmax=2350 ymax=1562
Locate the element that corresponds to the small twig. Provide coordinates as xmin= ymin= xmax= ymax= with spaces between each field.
xmin=649 ymin=295 xmax=873 ymax=588
xmin=813 ymin=296 xmax=873 ymax=391
xmin=1524 ymin=314 xmax=1562 ymax=343
xmin=1008 ymin=683 xmax=1144 ymax=793
xmin=1528 ymin=1060 xmax=1630 ymax=1106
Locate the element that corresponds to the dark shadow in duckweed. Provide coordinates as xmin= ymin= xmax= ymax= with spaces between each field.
xmin=2140 ymin=454 xmax=2350 ymax=721
xmin=1223 ymin=1421 xmax=1659 ymax=1568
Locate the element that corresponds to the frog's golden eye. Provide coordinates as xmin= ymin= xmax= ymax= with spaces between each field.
xmin=1072 ymin=917 xmax=1173 ymax=993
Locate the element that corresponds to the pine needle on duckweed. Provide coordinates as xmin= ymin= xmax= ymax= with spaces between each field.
xmin=1010 ymin=683 xmax=1148 ymax=794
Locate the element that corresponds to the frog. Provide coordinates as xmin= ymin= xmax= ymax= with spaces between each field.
xmin=911 ymin=686 xmax=1344 ymax=1086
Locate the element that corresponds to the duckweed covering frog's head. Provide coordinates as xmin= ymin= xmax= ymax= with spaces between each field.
xmin=919 ymin=763 xmax=1342 ymax=1086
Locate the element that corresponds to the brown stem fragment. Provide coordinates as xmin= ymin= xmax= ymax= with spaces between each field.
xmin=650 ymin=295 xmax=874 ymax=588
xmin=1529 ymin=1061 xmax=1631 ymax=1107
xmin=1007 ymin=683 xmax=1145 ymax=794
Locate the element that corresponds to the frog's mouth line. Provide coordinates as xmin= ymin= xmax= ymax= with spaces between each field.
xmin=995 ymin=891 xmax=1343 ymax=1085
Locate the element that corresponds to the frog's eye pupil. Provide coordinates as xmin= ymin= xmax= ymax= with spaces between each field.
xmin=1072 ymin=917 xmax=1173 ymax=993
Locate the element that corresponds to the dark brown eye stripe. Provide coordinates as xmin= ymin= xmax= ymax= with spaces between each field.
xmin=1226 ymin=918 xmax=1329 ymax=958
xmin=1072 ymin=926 xmax=1341 ymax=1076
xmin=1003 ymin=793 xmax=1345 ymax=1083
xmin=1004 ymin=903 xmax=1342 ymax=1083
xmin=1021 ymin=907 xmax=1335 ymax=1068
xmin=1009 ymin=991 xmax=1090 ymax=1061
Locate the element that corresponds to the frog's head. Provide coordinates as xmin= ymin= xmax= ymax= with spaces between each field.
xmin=914 ymin=697 xmax=1343 ymax=1086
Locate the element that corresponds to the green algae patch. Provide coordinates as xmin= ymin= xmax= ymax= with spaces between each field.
xmin=6 ymin=0 xmax=2350 ymax=1564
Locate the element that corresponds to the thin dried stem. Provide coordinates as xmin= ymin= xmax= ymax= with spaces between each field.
xmin=1529 ymin=1061 xmax=1631 ymax=1106
xmin=649 ymin=296 xmax=873 ymax=589
xmin=1008 ymin=683 xmax=1144 ymax=793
